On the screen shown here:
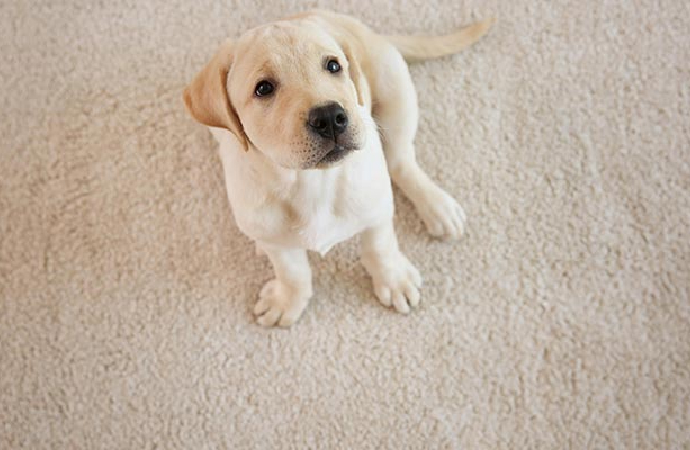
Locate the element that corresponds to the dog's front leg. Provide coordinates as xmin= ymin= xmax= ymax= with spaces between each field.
xmin=360 ymin=221 xmax=422 ymax=314
xmin=253 ymin=244 xmax=312 ymax=327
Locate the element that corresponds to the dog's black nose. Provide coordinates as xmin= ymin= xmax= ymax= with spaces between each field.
xmin=307 ymin=103 xmax=348 ymax=138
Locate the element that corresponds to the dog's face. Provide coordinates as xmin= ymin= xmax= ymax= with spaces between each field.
xmin=184 ymin=21 xmax=367 ymax=169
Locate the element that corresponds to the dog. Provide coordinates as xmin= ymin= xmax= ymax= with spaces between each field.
xmin=183 ymin=10 xmax=494 ymax=326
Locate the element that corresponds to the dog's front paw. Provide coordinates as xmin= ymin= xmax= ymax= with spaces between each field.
xmin=417 ymin=188 xmax=466 ymax=240
xmin=365 ymin=254 xmax=423 ymax=314
xmin=254 ymin=279 xmax=310 ymax=327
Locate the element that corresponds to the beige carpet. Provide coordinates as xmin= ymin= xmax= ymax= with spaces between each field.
xmin=1 ymin=0 xmax=689 ymax=448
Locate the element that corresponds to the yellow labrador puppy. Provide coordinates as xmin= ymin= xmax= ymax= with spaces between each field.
xmin=184 ymin=10 xmax=494 ymax=326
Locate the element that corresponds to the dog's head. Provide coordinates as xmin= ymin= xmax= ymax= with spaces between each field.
xmin=184 ymin=20 xmax=368 ymax=169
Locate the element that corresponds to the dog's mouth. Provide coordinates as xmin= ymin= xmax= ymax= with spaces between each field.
xmin=313 ymin=141 xmax=360 ymax=168
xmin=318 ymin=144 xmax=355 ymax=164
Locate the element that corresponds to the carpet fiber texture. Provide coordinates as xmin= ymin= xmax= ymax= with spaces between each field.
xmin=1 ymin=0 xmax=689 ymax=448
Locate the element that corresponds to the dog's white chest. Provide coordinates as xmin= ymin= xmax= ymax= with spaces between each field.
xmin=213 ymin=125 xmax=393 ymax=255
xmin=284 ymin=161 xmax=392 ymax=255
xmin=294 ymin=195 xmax=371 ymax=255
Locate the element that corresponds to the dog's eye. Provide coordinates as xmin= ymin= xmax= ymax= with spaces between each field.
xmin=254 ymin=81 xmax=274 ymax=97
xmin=326 ymin=59 xmax=341 ymax=73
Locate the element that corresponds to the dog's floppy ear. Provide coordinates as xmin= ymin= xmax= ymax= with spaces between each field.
xmin=183 ymin=40 xmax=249 ymax=151
xmin=341 ymin=42 xmax=370 ymax=108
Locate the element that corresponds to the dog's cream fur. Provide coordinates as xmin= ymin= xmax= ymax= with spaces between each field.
xmin=184 ymin=10 xmax=494 ymax=326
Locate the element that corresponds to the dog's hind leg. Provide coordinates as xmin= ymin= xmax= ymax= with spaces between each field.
xmin=371 ymin=45 xmax=466 ymax=240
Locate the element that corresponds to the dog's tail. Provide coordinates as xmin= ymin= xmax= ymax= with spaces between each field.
xmin=384 ymin=18 xmax=496 ymax=63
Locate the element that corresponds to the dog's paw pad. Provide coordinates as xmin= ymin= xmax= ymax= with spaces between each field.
xmin=368 ymin=255 xmax=422 ymax=314
xmin=254 ymin=279 xmax=309 ymax=327
xmin=418 ymin=189 xmax=466 ymax=240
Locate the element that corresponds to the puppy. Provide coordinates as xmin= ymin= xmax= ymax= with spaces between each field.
xmin=183 ymin=10 xmax=494 ymax=326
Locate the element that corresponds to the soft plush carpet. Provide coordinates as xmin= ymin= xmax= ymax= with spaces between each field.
xmin=1 ymin=0 xmax=688 ymax=448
